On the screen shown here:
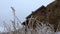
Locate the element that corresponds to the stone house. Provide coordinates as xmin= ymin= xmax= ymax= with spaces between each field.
xmin=22 ymin=0 xmax=60 ymax=32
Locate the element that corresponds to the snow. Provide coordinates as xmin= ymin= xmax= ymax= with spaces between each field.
xmin=55 ymin=31 xmax=60 ymax=34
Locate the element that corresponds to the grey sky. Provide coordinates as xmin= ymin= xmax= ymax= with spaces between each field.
xmin=0 ymin=0 xmax=54 ymax=32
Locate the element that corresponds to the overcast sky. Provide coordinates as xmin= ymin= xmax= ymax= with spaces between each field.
xmin=0 ymin=0 xmax=54 ymax=32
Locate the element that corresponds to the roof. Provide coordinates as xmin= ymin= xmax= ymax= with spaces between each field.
xmin=22 ymin=5 xmax=46 ymax=25
xmin=26 ymin=5 xmax=46 ymax=19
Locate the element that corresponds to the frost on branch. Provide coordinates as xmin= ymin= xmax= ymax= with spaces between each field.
xmin=23 ymin=16 xmax=55 ymax=34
